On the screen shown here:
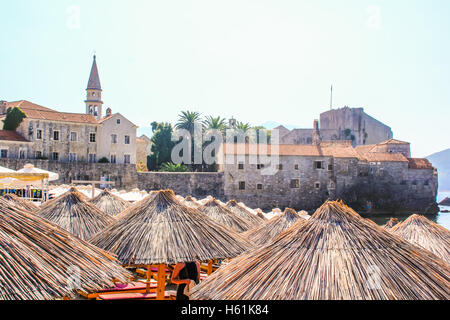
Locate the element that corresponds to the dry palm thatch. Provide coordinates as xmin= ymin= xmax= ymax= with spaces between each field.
xmin=0 ymin=197 xmax=131 ymax=300
xmin=241 ymin=208 xmax=307 ymax=246
xmin=184 ymin=195 xmax=201 ymax=209
xmin=198 ymin=198 xmax=254 ymax=233
xmin=191 ymin=200 xmax=450 ymax=300
xmin=390 ymin=214 xmax=450 ymax=264
xmin=2 ymin=194 xmax=39 ymax=213
xmin=90 ymin=189 xmax=131 ymax=217
xmin=89 ymin=190 xmax=254 ymax=266
xmin=37 ymin=188 xmax=115 ymax=240
xmin=383 ymin=218 xmax=400 ymax=230
xmin=226 ymin=200 xmax=265 ymax=226
xmin=254 ymin=209 xmax=267 ymax=221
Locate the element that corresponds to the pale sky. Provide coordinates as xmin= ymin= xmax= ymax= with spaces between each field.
xmin=1 ymin=0 xmax=449 ymax=157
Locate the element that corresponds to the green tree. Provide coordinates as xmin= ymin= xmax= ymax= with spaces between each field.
xmin=159 ymin=162 xmax=189 ymax=172
xmin=175 ymin=111 xmax=202 ymax=134
xmin=175 ymin=111 xmax=202 ymax=171
xmin=148 ymin=122 xmax=176 ymax=171
xmin=203 ymin=116 xmax=227 ymax=133
xmin=3 ymin=107 xmax=26 ymax=131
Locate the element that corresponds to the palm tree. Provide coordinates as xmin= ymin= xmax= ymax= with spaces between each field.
xmin=235 ymin=121 xmax=251 ymax=132
xmin=175 ymin=111 xmax=202 ymax=171
xmin=175 ymin=111 xmax=202 ymax=134
xmin=203 ymin=116 xmax=227 ymax=133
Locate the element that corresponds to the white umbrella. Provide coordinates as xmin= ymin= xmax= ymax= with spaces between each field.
xmin=17 ymin=164 xmax=59 ymax=181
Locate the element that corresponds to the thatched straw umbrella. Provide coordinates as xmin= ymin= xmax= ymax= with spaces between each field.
xmin=0 ymin=198 xmax=131 ymax=300
xmin=191 ymin=200 xmax=450 ymax=300
xmin=2 ymin=193 xmax=39 ymax=213
xmin=198 ymin=198 xmax=254 ymax=233
xmin=383 ymin=218 xmax=400 ymax=230
xmin=37 ymin=188 xmax=114 ymax=240
xmin=225 ymin=200 xmax=265 ymax=226
xmin=390 ymin=214 xmax=450 ymax=264
xmin=90 ymin=190 xmax=253 ymax=300
xmin=254 ymin=209 xmax=268 ymax=221
xmin=91 ymin=189 xmax=131 ymax=217
xmin=241 ymin=208 xmax=307 ymax=246
xmin=184 ymin=195 xmax=201 ymax=209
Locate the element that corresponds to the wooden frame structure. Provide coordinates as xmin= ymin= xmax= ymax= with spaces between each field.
xmin=71 ymin=180 xmax=115 ymax=200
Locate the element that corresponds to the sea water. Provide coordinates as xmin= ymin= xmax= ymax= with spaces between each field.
xmin=362 ymin=191 xmax=450 ymax=229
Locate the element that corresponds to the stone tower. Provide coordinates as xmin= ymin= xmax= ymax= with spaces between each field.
xmin=312 ymin=119 xmax=321 ymax=145
xmin=85 ymin=55 xmax=103 ymax=120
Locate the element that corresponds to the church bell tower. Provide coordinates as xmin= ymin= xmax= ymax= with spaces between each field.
xmin=85 ymin=55 xmax=103 ymax=120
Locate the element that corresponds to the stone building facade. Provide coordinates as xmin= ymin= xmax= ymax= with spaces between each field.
xmin=216 ymin=139 xmax=438 ymax=214
xmin=278 ymin=106 xmax=393 ymax=147
xmin=0 ymin=56 xmax=150 ymax=165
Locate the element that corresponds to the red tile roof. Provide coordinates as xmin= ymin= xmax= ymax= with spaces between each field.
xmin=377 ymin=139 xmax=410 ymax=145
xmin=0 ymin=130 xmax=30 ymax=142
xmin=5 ymin=100 xmax=98 ymax=124
xmin=220 ymin=143 xmax=359 ymax=158
xmin=408 ymin=158 xmax=434 ymax=170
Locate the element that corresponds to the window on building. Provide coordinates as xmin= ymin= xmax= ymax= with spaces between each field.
xmin=239 ymin=181 xmax=246 ymax=190
xmin=424 ymin=180 xmax=429 ymax=186
xmin=88 ymin=154 xmax=96 ymax=163
xmin=0 ymin=149 xmax=8 ymax=158
xmin=89 ymin=133 xmax=96 ymax=143
xmin=70 ymin=132 xmax=78 ymax=142
xmin=290 ymin=179 xmax=300 ymax=188
xmin=19 ymin=149 xmax=26 ymax=159
xmin=294 ymin=164 xmax=299 ymax=170
xmin=314 ymin=161 xmax=324 ymax=169
xmin=53 ymin=131 xmax=60 ymax=141
xmin=69 ymin=153 xmax=77 ymax=162
xmin=238 ymin=162 xmax=244 ymax=170
xmin=110 ymin=154 xmax=117 ymax=164
xmin=124 ymin=154 xmax=131 ymax=164
xmin=111 ymin=134 xmax=118 ymax=144
xmin=124 ymin=135 xmax=130 ymax=145
xmin=257 ymin=164 xmax=265 ymax=170
xmin=117 ymin=119 xmax=121 ymax=124
xmin=36 ymin=129 xmax=42 ymax=140
xmin=328 ymin=164 xmax=334 ymax=171
xmin=277 ymin=164 xmax=283 ymax=170
xmin=35 ymin=151 xmax=42 ymax=159
xmin=52 ymin=152 xmax=59 ymax=161
xmin=257 ymin=184 xmax=263 ymax=190
xmin=315 ymin=182 xmax=321 ymax=189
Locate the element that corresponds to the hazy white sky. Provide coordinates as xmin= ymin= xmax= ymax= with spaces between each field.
xmin=1 ymin=0 xmax=449 ymax=157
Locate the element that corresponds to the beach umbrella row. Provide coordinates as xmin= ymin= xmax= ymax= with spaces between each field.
xmin=37 ymin=188 xmax=114 ymax=240
xmin=90 ymin=189 xmax=131 ymax=217
xmin=241 ymin=208 xmax=306 ymax=246
xmin=191 ymin=200 xmax=450 ymax=300
xmin=0 ymin=198 xmax=131 ymax=300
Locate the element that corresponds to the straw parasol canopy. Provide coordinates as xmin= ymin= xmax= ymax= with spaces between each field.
xmin=226 ymin=200 xmax=265 ymax=226
xmin=254 ymin=209 xmax=268 ymax=221
xmin=37 ymin=187 xmax=115 ymax=240
xmin=0 ymin=198 xmax=131 ymax=300
xmin=198 ymin=198 xmax=254 ymax=233
xmin=89 ymin=190 xmax=254 ymax=266
xmin=191 ymin=200 xmax=450 ymax=300
xmin=390 ymin=214 xmax=450 ymax=264
xmin=90 ymin=189 xmax=131 ymax=217
xmin=383 ymin=218 xmax=400 ymax=230
xmin=2 ymin=194 xmax=39 ymax=213
xmin=184 ymin=195 xmax=201 ymax=209
xmin=241 ymin=208 xmax=307 ymax=246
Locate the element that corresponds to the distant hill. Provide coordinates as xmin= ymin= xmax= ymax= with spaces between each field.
xmin=260 ymin=121 xmax=299 ymax=130
xmin=427 ymin=148 xmax=450 ymax=191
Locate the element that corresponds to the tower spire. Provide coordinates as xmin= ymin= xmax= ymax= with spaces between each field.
xmin=87 ymin=55 xmax=102 ymax=91
xmin=85 ymin=55 xmax=103 ymax=120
